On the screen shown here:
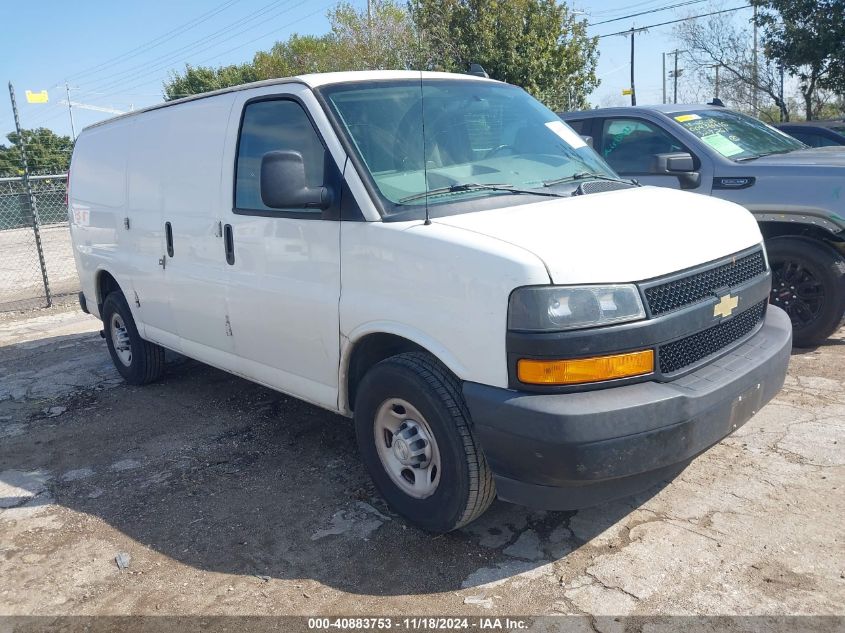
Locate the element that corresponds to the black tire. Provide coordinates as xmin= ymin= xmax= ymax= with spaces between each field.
xmin=353 ymin=352 xmax=495 ymax=533
xmin=767 ymin=237 xmax=845 ymax=347
xmin=102 ymin=291 xmax=165 ymax=385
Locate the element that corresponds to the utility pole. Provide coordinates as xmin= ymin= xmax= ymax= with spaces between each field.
xmin=779 ymin=65 xmax=786 ymax=121
xmin=714 ymin=64 xmax=721 ymax=99
xmin=629 ymin=28 xmax=637 ymax=106
xmin=752 ymin=2 xmax=758 ymax=116
xmin=8 ymin=82 xmax=51 ymax=307
xmin=64 ymin=81 xmax=76 ymax=140
xmin=662 ymin=52 xmax=667 ymax=104
xmin=673 ymin=49 xmax=680 ymax=104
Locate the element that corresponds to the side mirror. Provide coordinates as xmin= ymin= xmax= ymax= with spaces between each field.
xmin=652 ymin=152 xmax=695 ymax=173
xmin=580 ymin=135 xmax=594 ymax=148
xmin=260 ymin=150 xmax=331 ymax=210
xmin=651 ymin=152 xmax=700 ymax=189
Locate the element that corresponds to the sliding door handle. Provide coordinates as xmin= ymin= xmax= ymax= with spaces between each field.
xmin=164 ymin=221 xmax=174 ymax=257
xmin=223 ymin=224 xmax=235 ymax=265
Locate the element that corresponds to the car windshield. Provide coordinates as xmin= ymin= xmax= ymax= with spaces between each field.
xmin=319 ymin=79 xmax=616 ymax=216
xmin=671 ymin=109 xmax=806 ymax=160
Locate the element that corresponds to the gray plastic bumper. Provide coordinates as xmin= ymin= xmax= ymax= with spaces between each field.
xmin=463 ymin=306 xmax=793 ymax=510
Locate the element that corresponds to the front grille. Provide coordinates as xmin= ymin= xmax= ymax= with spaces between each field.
xmin=658 ymin=301 xmax=767 ymax=374
xmin=645 ymin=250 xmax=766 ymax=316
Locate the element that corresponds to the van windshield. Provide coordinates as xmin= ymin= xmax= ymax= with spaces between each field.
xmin=318 ymin=79 xmax=616 ymax=217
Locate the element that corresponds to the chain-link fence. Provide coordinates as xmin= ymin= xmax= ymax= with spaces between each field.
xmin=0 ymin=173 xmax=78 ymax=312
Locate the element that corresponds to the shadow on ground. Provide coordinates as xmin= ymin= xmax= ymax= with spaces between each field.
xmin=0 ymin=334 xmax=672 ymax=597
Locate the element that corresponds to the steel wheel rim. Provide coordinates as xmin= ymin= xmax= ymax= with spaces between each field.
xmin=373 ymin=397 xmax=441 ymax=499
xmin=110 ymin=313 xmax=132 ymax=367
xmin=770 ymin=259 xmax=824 ymax=328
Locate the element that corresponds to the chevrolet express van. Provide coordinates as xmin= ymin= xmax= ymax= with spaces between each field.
xmin=69 ymin=71 xmax=792 ymax=532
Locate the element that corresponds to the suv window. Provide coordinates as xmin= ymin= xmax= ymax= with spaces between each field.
xmin=600 ymin=118 xmax=685 ymax=173
xmin=564 ymin=119 xmax=587 ymax=134
xmin=235 ymin=99 xmax=326 ymax=212
xmin=789 ymin=131 xmax=839 ymax=147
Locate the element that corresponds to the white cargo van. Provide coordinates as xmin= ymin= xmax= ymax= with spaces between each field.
xmin=69 ymin=71 xmax=792 ymax=532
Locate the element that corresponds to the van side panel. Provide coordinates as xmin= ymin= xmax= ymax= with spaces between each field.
xmin=69 ymin=120 xmax=132 ymax=320
xmin=146 ymin=94 xmax=236 ymax=354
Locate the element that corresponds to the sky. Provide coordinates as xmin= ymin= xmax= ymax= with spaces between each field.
xmin=0 ymin=0 xmax=758 ymax=140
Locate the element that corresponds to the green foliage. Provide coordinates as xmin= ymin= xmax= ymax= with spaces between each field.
xmin=752 ymin=0 xmax=845 ymax=119
xmin=164 ymin=62 xmax=260 ymax=101
xmin=410 ymin=0 xmax=599 ymax=110
xmin=162 ymin=0 xmax=599 ymax=112
xmin=0 ymin=128 xmax=74 ymax=177
xmin=163 ymin=1 xmax=423 ymax=101
xmin=328 ymin=0 xmax=424 ymax=70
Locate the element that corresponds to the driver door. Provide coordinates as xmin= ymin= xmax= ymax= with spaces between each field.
xmin=597 ymin=117 xmax=709 ymax=192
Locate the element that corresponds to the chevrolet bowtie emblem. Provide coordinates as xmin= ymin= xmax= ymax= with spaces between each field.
xmin=714 ymin=294 xmax=739 ymax=318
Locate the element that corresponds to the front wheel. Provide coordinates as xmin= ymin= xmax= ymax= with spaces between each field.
xmin=767 ymin=237 xmax=845 ymax=347
xmin=354 ymin=352 xmax=495 ymax=532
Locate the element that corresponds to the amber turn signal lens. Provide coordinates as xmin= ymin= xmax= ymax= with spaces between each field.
xmin=517 ymin=350 xmax=654 ymax=385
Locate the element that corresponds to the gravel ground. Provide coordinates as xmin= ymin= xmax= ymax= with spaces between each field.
xmin=0 ymin=306 xmax=843 ymax=625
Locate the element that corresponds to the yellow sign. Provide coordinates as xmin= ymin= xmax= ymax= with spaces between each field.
xmin=621 ymin=88 xmax=632 ymax=96
xmin=25 ymin=90 xmax=49 ymax=104
xmin=674 ymin=114 xmax=701 ymax=122
xmin=713 ymin=294 xmax=739 ymax=318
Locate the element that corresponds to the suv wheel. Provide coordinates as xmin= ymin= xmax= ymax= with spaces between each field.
xmin=354 ymin=352 xmax=495 ymax=532
xmin=102 ymin=291 xmax=165 ymax=385
xmin=767 ymin=237 xmax=845 ymax=347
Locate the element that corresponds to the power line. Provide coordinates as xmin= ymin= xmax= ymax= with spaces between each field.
xmin=597 ymin=5 xmax=750 ymax=38
xmin=78 ymin=0 xmax=294 ymax=92
xmin=91 ymin=1 xmax=335 ymax=102
xmin=587 ymin=0 xmax=670 ymax=18
xmin=588 ymin=0 xmax=708 ymax=26
xmin=65 ymin=0 xmax=242 ymax=82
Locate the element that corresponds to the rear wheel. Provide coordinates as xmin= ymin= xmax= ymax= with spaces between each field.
xmin=102 ymin=291 xmax=165 ymax=385
xmin=767 ymin=237 xmax=845 ymax=347
xmin=354 ymin=352 xmax=495 ymax=532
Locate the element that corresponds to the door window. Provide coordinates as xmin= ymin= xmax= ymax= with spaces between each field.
xmin=235 ymin=99 xmax=326 ymax=212
xmin=600 ymin=118 xmax=685 ymax=174
xmin=789 ymin=131 xmax=839 ymax=147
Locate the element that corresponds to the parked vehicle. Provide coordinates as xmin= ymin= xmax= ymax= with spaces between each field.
xmin=69 ymin=72 xmax=791 ymax=532
xmin=559 ymin=105 xmax=845 ymax=346
xmin=775 ymin=121 xmax=845 ymax=148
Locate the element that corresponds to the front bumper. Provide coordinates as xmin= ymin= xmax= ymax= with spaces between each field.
xmin=463 ymin=306 xmax=792 ymax=510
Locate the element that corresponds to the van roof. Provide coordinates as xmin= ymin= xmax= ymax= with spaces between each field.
xmin=83 ymin=70 xmax=494 ymax=132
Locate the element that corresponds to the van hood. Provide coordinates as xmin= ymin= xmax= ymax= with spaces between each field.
xmin=433 ymin=186 xmax=762 ymax=284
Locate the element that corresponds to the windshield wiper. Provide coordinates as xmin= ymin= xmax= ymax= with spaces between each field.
xmin=398 ymin=182 xmax=567 ymax=203
xmin=735 ymin=149 xmax=795 ymax=162
xmin=542 ymin=172 xmax=639 ymax=187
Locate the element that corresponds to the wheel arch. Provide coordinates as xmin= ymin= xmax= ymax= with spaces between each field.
xmin=340 ymin=327 xmax=468 ymax=415
xmin=95 ymin=268 xmax=124 ymax=312
xmin=759 ymin=220 xmax=845 ymax=250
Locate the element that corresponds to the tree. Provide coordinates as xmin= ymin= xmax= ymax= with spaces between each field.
xmin=674 ymin=11 xmax=790 ymax=122
xmin=411 ymin=0 xmax=598 ymax=110
xmin=0 ymin=128 xmax=73 ymax=177
xmin=164 ymin=63 xmax=260 ymax=101
xmin=752 ymin=0 xmax=845 ymax=120
xmin=163 ymin=1 xmax=422 ymax=100
xmin=328 ymin=0 xmax=424 ymax=70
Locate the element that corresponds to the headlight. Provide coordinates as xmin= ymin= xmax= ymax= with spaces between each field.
xmin=508 ymin=284 xmax=645 ymax=332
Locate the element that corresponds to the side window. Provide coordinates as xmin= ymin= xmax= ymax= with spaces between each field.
xmin=792 ymin=132 xmax=836 ymax=148
xmin=600 ymin=118 xmax=685 ymax=174
xmin=564 ymin=119 xmax=587 ymax=134
xmin=235 ymin=99 xmax=326 ymax=212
